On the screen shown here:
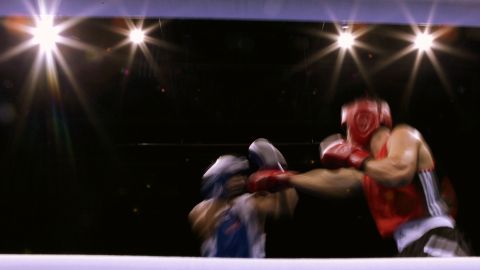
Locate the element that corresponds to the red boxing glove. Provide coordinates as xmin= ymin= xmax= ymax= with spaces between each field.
xmin=320 ymin=134 xmax=370 ymax=170
xmin=247 ymin=170 xmax=293 ymax=193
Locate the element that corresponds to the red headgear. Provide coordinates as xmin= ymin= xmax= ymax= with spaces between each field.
xmin=341 ymin=98 xmax=392 ymax=147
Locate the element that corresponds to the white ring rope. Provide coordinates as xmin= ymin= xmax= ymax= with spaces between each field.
xmin=0 ymin=255 xmax=479 ymax=270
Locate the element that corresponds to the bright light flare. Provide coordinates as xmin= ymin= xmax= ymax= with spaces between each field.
xmin=31 ymin=16 xmax=60 ymax=52
xmin=129 ymin=29 xmax=145 ymax=44
xmin=414 ymin=32 xmax=433 ymax=51
xmin=108 ymin=19 xmax=178 ymax=84
xmin=337 ymin=32 xmax=355 ymax=49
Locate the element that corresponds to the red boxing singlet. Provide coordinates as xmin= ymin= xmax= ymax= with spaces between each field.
xmin=362 ymin=142 xmax=448 ymax=238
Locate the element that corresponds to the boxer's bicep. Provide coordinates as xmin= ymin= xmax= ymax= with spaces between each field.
xmin=365 ymin=127 xmax=420 ymax=186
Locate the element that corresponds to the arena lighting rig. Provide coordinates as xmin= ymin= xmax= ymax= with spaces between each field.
xmin=371 ymin=24 xmax=467 ymax=106
xmin=107 ymin=18 xmax=170 ymax=78
xmin=0 ymin=1 xmax=94 ymax=99
xmin=31 ymin=15 xmax=60 ymax=52
xmin=129 ymin=28 xmax=145 ymax=44
xmin=298 ymin=21 xmax=464 ymax=105
xmin=0 ymin=0 xmax=469 ymax=155
xmin=414 ymin=32 xmax=434 ymax=51
xmin=337 ymin=32 xmax=354 ymax=49
xmin=0 ymin=0 xmax=467 ymax=163
xmin=0 ymin=5 xmax=461 ymax=105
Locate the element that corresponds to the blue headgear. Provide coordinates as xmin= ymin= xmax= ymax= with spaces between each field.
xmin=201 ymin=155 xmax=250 ymax=199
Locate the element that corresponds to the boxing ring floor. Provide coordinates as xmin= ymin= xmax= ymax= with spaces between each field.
xmin=0 ymin=255 xmax=479 ymax=270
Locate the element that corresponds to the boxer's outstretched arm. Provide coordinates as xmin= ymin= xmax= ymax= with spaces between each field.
xmin=289 ymin=168 xmax=363 ymax=197
xmin=254 ymin=187 xmax=298 ymax=218
xmin=364 ymin=125 xmax=420 ymax=187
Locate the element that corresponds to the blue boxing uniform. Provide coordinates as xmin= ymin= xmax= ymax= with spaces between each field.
xmin=201 ymin=194 xmax=265 ymax=258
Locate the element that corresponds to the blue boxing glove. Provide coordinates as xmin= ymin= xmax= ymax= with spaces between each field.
xmin=248 ymin=138 xmax=288 ymax=171
xmin=247 ymin=138 xmax=295 ymax=193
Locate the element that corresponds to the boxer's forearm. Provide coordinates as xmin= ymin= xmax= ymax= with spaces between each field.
xmin=289 ymin=168 xmax=363 ymax=197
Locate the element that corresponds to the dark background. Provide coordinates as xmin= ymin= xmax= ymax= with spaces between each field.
xmin=0 ymin=18 xmax=479 ymax=257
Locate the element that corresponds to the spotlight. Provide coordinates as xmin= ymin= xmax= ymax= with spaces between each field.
xmin=32 ymin=16 xmax=60 ymax=51
xmin=414 ymin=33 xmax=433 ymax=51
xmin=337 ymin=32 xmax=354 ymax=49
xmin=129 ymin=29 xmax=145 ymax=44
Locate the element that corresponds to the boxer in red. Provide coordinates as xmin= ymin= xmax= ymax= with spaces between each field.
xmin=249 ymin=98 xmax=470 ymax=257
